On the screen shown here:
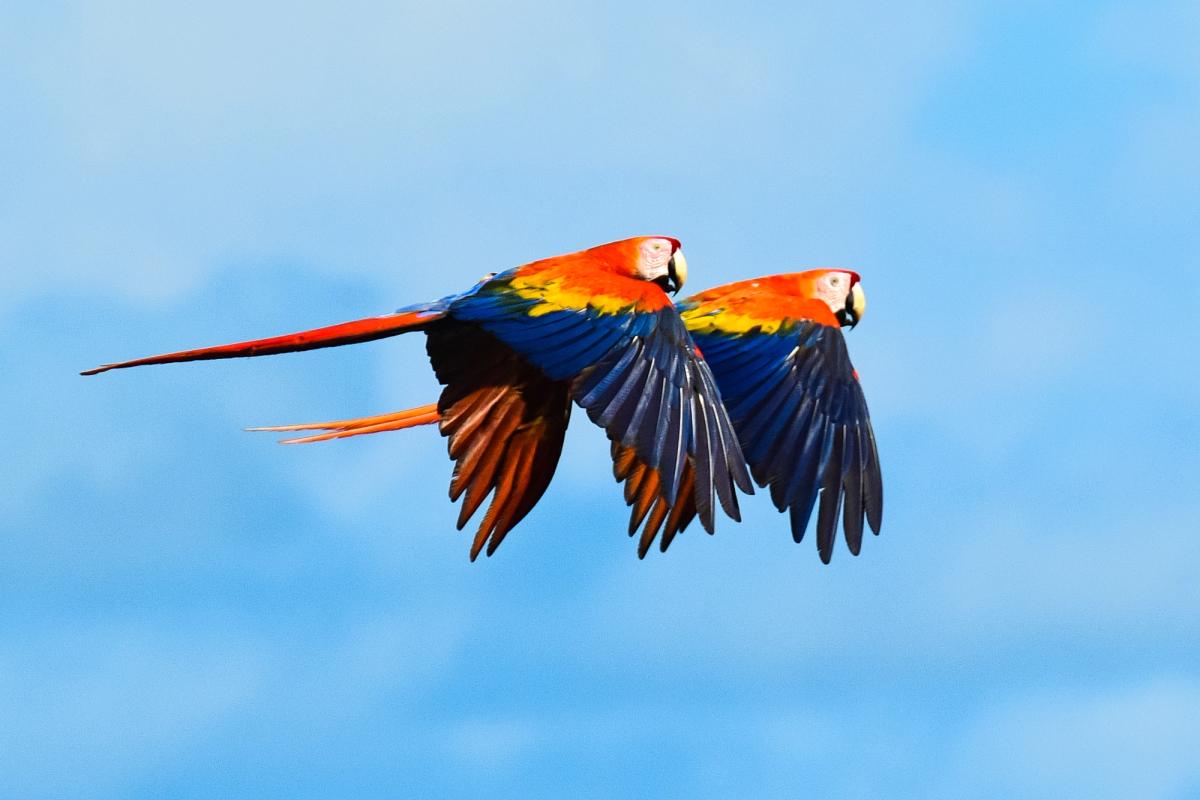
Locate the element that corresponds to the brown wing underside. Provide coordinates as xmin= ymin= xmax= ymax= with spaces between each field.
xmin=426 ymin=321 xmax=573 ymax=560
xmin=611 ymin=442 xmax=699 ymax=558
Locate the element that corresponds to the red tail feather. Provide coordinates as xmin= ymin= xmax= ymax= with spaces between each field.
xmin=81 ymin=309 xmax=440 ymax=376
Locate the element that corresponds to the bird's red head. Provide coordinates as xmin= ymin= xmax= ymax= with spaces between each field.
xmin=790 ymin=269 xmax=866 ymax=328
xmin=586 ymin=236 xmax=687 ymax=294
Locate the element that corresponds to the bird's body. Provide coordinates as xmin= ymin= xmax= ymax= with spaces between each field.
xmin=84 ymin=236 xmax=753 ymax=559
xmin=678 ymin=270 xmax=882 ymax=562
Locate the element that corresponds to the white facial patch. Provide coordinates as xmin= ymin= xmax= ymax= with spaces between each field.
xmin=814 ymin=271 xmax=854 ymax=315
xmin=638 ymin=238 xmax=675 ymax=282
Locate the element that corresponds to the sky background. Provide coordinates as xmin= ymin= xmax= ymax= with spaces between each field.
xmin=3 ymin=1 xmax=1199 ymax=797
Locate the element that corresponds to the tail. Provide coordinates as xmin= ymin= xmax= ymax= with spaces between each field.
xmin=248 ymin=402 xmax=441 ymax=444
xmin=81 ymin=306 xmax=445 ymax=376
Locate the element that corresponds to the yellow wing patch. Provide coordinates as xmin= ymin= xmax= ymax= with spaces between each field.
xmin=510 ymin=274 xmax=641 ymax=318
xmin=681 ymin=305 xmax=786 ymax=336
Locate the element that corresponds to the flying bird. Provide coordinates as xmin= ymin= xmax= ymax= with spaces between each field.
xmin=83 ymin=236 xmax=754 ymax=559
xmin=678 ymin=270 xmax=882 ymax=563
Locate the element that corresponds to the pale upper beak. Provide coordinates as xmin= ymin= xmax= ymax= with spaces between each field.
xmin=665 ymin=249 xmax=687 ymax=294
xmin=837 ymin=282 xmax=867 ymax=328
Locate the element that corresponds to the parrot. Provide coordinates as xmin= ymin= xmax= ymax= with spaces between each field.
xmin=82 ymin=236 xmax=755 ymax=560
xmin=677 ymin=270 xmax=882 ymax=563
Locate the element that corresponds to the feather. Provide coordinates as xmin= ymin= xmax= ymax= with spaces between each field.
xmin=682 ymin=274 xmax=883 ymax=561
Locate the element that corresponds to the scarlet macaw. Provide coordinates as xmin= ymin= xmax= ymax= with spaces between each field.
xmin=83 ymin=236 xmax=754 ymax=559
xmin=677 ymin=270 xmax=882 ymax=563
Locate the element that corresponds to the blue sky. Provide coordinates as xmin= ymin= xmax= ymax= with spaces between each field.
xmin=3 ymin=1 xmax=1198 ymax=797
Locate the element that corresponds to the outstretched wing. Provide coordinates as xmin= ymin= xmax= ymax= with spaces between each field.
xmin=451 ymin=265 xmax=753 ymax=535
xmin=611 ymin=443 xmax=698 ymax=558
xmin=682 ymin=292 xmax=882 ymax=563
xmin=425 ymin=320 xmax=573 ymax=560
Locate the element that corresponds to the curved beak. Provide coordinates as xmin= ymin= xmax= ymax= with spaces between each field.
xmin=661 ymin=249 xmax=687 ymax=294
xmin=836 ymin=282 xmax=867 ymax=329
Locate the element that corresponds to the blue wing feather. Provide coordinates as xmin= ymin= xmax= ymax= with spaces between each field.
xmin=688 ymin=320 xmax=882 ymax=561
xmin=449 ymin=274 xmax=752 ymax=532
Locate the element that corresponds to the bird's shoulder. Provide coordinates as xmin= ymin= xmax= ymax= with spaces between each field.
xmin=680 ymin=277 xmax=839 ymax=336
xmin=490 ymin=254 xmax=673 ymax=317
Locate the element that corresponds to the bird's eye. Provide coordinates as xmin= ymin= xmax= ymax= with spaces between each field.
xmin=829 ymin=275 xmax=841 ymax=286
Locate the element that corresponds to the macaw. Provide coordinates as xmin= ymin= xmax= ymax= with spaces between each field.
xmin=677 ymin=270 xmax=882 ymax=563
xmin=83 ymin=236 xmax=754 ymax=559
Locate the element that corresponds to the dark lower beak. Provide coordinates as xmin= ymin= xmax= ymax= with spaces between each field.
xmin=837 ymin=282 xmax=866 ymax=329
xmin=655 ymin=257 xmax=682 ymax=294
xmin=836 ymin=300 xmax=858 ymax=329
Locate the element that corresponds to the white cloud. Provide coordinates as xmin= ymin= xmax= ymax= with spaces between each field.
xmin=0 ymin=625 xmax=269 ymax=798
xmin=0 ymin=605 xmax=470 ymax=799
xmin=0 ymin=0 xmax=973 ymax=312
xmin=444 ymin=718 xmax=540 ymax=772
xmin=932 ymin=507 xmax=1200 ymax=640
xmin=947 ymin=678 xmax=1200 ymax=799
xmin=565 ymin=498 xmax=1200 ymax=682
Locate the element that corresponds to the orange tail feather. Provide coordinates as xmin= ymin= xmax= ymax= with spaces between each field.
xmin=248 ymin=403 xmax=440 ymax=444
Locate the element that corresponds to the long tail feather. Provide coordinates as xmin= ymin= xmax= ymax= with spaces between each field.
xmin=248 ymin=403 xmax=440 ymax=444
xmin=81 ymin=308 xmax=442 ymax=376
